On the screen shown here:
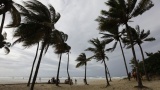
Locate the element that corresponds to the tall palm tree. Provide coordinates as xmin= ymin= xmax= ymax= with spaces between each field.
xmin=86 ymin=38 xmax=112 ymax=87
xmin=12 ymin=0 xmax=61 ymax=89
xmin=53 ymin=31 xmax=68 ymax=86
xmin=75 ymin=53 xmax=90 ymax=85
xmin=124 ymin=25 xmax=155 ymax=81
xmin=100 ymin=25 xmax=130 ymax=81
xmin=54 ymin=42 xmax=69 ymax=86
xmin=96 ymin=0 xmax=154 ymax=87
xmin=66 ymin=45 xmax=71 ymax=85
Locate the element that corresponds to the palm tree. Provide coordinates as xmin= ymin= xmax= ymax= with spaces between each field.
xmin=124 ymin=25 xmax=155 ymax=81
xmin=54 ymin=42 xmax=69 ymax=86
xmin=12 ymin=0 xmax=61 ymax=89
xmin=96 ymin=0 xmax=154 ymax=87
xmin=100 ymin=25 xmax=130 ymax=81
xmin=52 ymin=31 xmax=68 ymax=86
xmin=86 ymin=38 xmax=112 ymax=87
xmin=75 ymin=53 xmax=90 ymax=85
xmin=0 ymin=0 xmax=21 ymax=51
xmin=66 ymin=45 xmax=71 ymax=85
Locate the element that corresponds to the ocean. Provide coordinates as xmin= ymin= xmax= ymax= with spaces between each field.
xmin=0 ymin=76 xmax=126 ymax=84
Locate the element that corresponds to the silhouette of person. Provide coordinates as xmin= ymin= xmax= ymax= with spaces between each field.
xmin=128 ymin=72 xmax=131 ymax=80
xmin=75 ymin=79 xmax=77 ymax=84
xmin=48 ymin=80 xmax=51 ymax=84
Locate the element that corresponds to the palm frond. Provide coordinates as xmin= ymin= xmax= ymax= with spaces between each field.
xmin=100 ymin=33 xmax=114 ymax=39
xmin=76 ymin=62 xmax=85 ymax=68
xmin=140 ymin=30 xmax=150 ymax=40
xmin=127 ymin=0 xmax=137 ymax=14
xmin=131 ymin=0 xmax=154 ymax=18
xmin=105 ymin=56 xmax=109 ymax=60
xmin=4 ymin=47 xmax=10 ymax=54
xmin=95 ymin=16 xmax=119 ymax=32
xmin=111 ymin=41 xmax=118 ymax=51
xmin=101 ymin=10 xmax=109 ymax=16
xmin=54 ymin=13 xmax=61 ymax=24
xmin=145 ymin=52 xmax=153 ymax=56
xmin=102 ymin=38 xmax=114 ymax=45
xmin=144 ymin=37 xmax=155 ymax=41
xmin=6 ymin=5 xmax=21 ymax=28
xmin=85 ymin=47 xmax=96 ymax=53
xmin=24 ymin=0 xmax=51 ymax=22
xmin=105 ymin=48 xmax=113 ymax=52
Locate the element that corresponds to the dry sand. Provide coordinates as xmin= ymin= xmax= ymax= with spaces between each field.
xmin=0 ymin=79 xmax=160 ymax=90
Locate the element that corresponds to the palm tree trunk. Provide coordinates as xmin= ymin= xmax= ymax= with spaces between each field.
xmin=125 ymin=23 xmax=143 ymax=87
xmin=138 ymin=44 xmax=150 ymax=81
xmin=119 ymin=40 xmax=130 ymax=81
xmin=84 ymin=63 xmax=88 ymax=85
xmin=27 ymin=43 xmax=39 ymax=86
xmin=106 ymin=65 xmax=112 ymax=81
xmin=67 ymin=52 xmax=71 ymax=85
xmin=103 ymin=59 xmax=110 ymax=86
xmin=30 ymin=42 xmax=46 ymax=90
xmin=56 ymin=54 xmax=62 ymax=86
xmin=0 ymin=13 xmax=6 ymax=34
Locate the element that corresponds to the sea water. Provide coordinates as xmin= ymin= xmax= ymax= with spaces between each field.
xmin=0 ymin=76 xmax=126 ymax=84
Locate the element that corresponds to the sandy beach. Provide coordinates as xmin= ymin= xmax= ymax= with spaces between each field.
xmin=0 ymin=78 xmax=160 ymax=90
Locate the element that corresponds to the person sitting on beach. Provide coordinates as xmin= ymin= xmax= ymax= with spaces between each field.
xmin=48 ymin=80 xmax=51 ymax=84
xmin=70 ymin=79 xmax=73 ymax=85
xmin=51 ymin=77 xmax=56 ymax=83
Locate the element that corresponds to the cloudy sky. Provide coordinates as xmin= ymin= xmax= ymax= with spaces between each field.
xmin=0 ymin=0 xmax=160 ymax=78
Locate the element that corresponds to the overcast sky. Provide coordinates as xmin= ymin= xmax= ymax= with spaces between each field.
xmin=0 ymin=0 xmax=160 ymax=78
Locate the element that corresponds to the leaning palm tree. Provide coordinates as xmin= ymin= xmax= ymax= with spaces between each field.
xmin=66 ymin=45 xmax=71 ymax=85
xmin=54 ymin=42 xmax=69 ymax=86
xmin=124 ymin=25 xmax=155 ymax=81
xmin=12 ymin=0 xmax=61 ymax=89
xmin=96 ymin=0 xmax=154 ymax=87
xmin=52 ymin=32 xmax=68 ymax=86
xmin=100 ymin=25 xmax=130 ymax=81
xmin=75 ymin=53 xmax=91 ymax=85
xmin=86 ymin=38 xmax=112 ymax=87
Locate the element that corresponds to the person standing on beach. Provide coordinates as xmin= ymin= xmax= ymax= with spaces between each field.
xmin=39 ymin=77 xmax=41 ymax=82
xmin=128 ymin=72 xmax=131 ymax=80
xmin=75 ymin=79 xmax=77 ymax=84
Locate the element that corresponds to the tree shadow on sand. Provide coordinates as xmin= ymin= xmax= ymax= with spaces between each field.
xmin=134 ymin=86 xmax=153 ymax=90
